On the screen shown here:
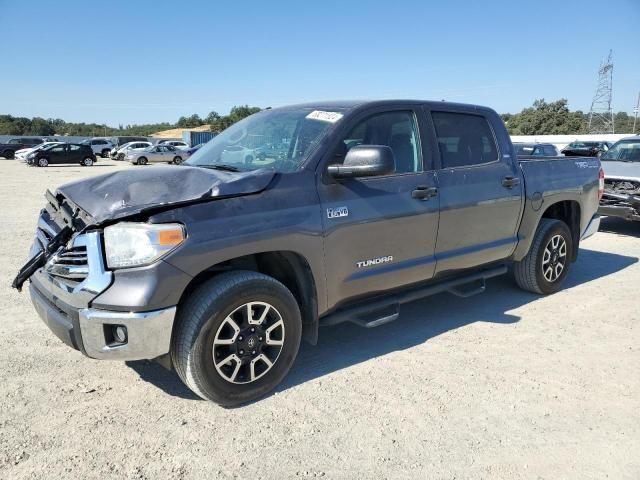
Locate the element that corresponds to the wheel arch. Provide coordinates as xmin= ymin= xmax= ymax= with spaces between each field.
xmin=176 ymin=250 xmax=319 ymax=345
xmin=513 ymin=197 xmax=582 ymax=262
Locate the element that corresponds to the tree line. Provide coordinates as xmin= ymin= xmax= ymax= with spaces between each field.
xmin=502 ymin=99 xmax=637 ymax=135
xmin=0 ymin=100 xmax=636 ymax=137
xmin=0 ymin=105 xmax=261 ymax=137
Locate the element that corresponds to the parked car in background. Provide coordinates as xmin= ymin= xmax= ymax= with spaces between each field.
xmin=597 ymin=136 xmax=640 ymax=222
xmin=80 ymin=138 xmax=115 ymax=158
xmin=158 ymin=140 xmax=189 ymax=150
xmin=16 ymin=142 xmax=64 ymax=160
xmin=0 ymin=138 xmax=45 ymax=159
xmin=126 ymin=144 xmax=184 ymax=165
xmin=110 ymin=136 xmax=149 ymax=148
xmin=109 ymin=141 xmax=152 ymax=160
xmin=514 ymin=143 xmax=560 ymax=157
xmin=184 ymin=143 xmax=205 ymax=157
xmin=30 ymin=143 xmax=97 ymax=167
xmin=561 ymin=141 xmax=611 ymax=157
xmin=220 ymin=144 xmax=260 ymax=165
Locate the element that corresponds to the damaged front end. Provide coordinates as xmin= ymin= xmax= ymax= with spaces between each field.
xmin=598 ymin=178 xmax=640 ymax=222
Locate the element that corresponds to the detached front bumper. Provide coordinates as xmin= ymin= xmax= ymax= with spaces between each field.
xmin=29 ymin=282 xmax=176 ymax=360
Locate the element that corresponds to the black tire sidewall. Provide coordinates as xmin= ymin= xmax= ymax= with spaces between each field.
xmin=177 ymin=275 xmax=301 ymax=406
xmin=534 ymin=221 xmax=573 ymax=294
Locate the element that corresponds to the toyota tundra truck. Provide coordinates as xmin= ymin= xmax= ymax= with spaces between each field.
xmin=13 ymin=100 xmax=603 ymax=406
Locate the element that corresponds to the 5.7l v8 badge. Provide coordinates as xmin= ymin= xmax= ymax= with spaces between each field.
xmin=327 ymin=206 xmax=349 ymax=219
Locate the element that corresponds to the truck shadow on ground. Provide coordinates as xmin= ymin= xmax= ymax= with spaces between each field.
xmin=598 ymin=217 xmax=640 ymax=238
xmin=126 ymin=247 xmax=637 ymax=402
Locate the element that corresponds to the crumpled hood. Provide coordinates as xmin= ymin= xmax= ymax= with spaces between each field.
xmin=601 ymin=161 xmax=640 ymax=182
xmin=56 ymin=165 xmax=275 ymax=224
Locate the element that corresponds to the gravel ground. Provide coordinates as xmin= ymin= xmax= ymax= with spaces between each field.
xmin=0 ymin=158 xmax=639 ymax=479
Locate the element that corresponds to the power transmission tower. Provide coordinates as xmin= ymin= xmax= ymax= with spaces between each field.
xmin=633 ymin=91 xmax=639 ymax=134
xmin=587 ymin=50 xmax=615 ymax=134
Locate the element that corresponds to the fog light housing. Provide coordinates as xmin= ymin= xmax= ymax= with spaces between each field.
xmin=113 ymin=325 xmax=127 ymax=344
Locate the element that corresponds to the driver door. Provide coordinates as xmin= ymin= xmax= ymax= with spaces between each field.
xmin=318 ymin=107 xmax=440 ymax=310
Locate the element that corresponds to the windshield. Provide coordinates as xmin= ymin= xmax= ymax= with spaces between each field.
xmin=601 ymin=140 xmax=640 ymax=162
xmin=185 ymin=108 xmax=344 ymax=172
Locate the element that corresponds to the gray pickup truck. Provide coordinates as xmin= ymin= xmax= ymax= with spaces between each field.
xmin=14 ymin=100 xmax=602 ymax=406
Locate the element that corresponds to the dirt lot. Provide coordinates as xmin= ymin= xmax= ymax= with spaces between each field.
xmin=0 ymin=158 xmax=639 ymax=479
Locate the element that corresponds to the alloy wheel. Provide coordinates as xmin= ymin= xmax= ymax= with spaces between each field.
xmin=542 ymin=234 xmax=567 ymax=282
xmin=212 ymin=301 xmax=285 ymax=384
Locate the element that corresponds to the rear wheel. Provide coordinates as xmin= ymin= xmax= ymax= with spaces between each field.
xmin=514 ymin=218 xmax=573 ymax=294
xmin=171 ymin=271 xmax=302 ymax=407
xmin=37 ymin=157 xmax=49 ymax=167
xmin=101 ymin=148 xmax=110 ymax=158
xmin=3 ymin=150 xmax=15 ymax=159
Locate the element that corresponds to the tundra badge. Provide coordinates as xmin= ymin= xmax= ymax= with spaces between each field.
xmin=356 ymin=256 xmax=393 ymax=269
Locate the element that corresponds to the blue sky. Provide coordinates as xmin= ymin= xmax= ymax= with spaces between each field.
xmin=1 ymin=0 xmax=638 ymax=125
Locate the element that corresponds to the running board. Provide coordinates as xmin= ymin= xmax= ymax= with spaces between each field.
xmin=319 ymin=265 xmax=507 ymax=328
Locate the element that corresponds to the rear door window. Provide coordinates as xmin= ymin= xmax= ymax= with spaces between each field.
xmin=432 ymin=111 xmax=499 ymax=168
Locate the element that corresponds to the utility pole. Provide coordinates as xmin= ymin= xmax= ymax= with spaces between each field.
xmin=587 ymin=50 xmax=615 ymax=134
xmin=634 ymin=91 xmax=639 ymax=135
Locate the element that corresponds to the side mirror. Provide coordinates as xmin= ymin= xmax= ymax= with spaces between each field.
xmin=327 ymin=145 xmax=395 ymax=179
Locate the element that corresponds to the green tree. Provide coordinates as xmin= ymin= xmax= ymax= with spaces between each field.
xmin=503 ymin=99 xmax=586 ymax=135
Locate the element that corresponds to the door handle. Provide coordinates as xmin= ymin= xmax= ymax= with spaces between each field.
xmin=502 ymin=176 xmax=520 ymax=188
xmin=412 ymin=186 xmax=438 ymax=200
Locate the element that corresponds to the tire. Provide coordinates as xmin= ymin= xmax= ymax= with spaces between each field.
xmin=137 ymin=156 xmax=148 ymax=165
xmin=37 ymin=157 xmax=49 ymax=167
xmin=117 ymin=153 xmax=125 ymax=161
xmin=3 ymin=150 xmax=15 ymax=159
xmin=82 ymin=157 xmax=94 ymax=166
xmin=101 ymin=149 xmax=110 ymax=158
xmin=173 ymin=156 xmax=183 ymax=165
xmin=171 ymin=271 xmax=302 ymax=407
xmin=514 ymin=218 xmax=573 ymax=295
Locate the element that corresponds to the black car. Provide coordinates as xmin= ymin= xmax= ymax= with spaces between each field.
xmin=30 ymin=143 xmax=97 ymax=167
xmin=514 ymin=143 xmax=559 ymax=157
xmin=561 ymin=141 xmax=611 ymax=157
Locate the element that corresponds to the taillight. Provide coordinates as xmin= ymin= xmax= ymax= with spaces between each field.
xmin=598 ymin=167 xmax=605 ymax=200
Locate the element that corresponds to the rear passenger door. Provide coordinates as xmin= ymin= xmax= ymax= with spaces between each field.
xmin=428 ymin=108 xmax=524 ymax=274
xmin=68 ymin=145 xmax=83 ymax=163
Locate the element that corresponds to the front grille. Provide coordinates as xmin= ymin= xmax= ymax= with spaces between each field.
xmin=46 ymin=245 xmax=89 ymax=282
xmin=604 ymin=179 xmax=640 ymax=195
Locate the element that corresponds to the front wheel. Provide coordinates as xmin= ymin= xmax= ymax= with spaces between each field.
xmin=171 ymin=271 xmax=302 ymax=407
xmin=101 ymin=149 xmax=110 ymax=158
xmin=137 ymin=156 xmax=148 ymax=165
xmin=173 ymin=156 xmax=182 ymax=165
xmin=82 ymin=157 xmax=94 ymax=166
xmin=37 ymin=157 xmax=49 ymax=167
xmin=514 ymin=218 xmax=573 ymax=294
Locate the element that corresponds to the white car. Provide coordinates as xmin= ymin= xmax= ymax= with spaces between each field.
xmin=80 ymin=138 xmax=115 ymax=158
xmin=110 ymin=141 xmax=152 ymax=160
xmin=16 ymin=142 xmax=64 ymax=161
xmin=158 ymin=140 xmax=189 ymax=150
xmin=220 ymin=145 xmax=258 ymax=165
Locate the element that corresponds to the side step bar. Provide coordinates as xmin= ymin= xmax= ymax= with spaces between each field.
xmin=319 ymin=265 xmax=507 ymax=328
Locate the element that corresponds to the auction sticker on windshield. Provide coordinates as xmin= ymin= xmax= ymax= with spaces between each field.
xmin=306 ymin=110 xmax=344 ymax=123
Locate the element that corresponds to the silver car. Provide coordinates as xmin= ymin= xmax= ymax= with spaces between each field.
xmin=126 ymin=144 xmax=185 ymax=165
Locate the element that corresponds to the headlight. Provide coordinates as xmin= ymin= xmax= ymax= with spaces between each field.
xmin=103 ymin=222 xmax=185 ymax=269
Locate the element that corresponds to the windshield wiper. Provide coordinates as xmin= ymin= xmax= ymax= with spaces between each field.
xmin=196 ymin=164 xmax=242 ymax=172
